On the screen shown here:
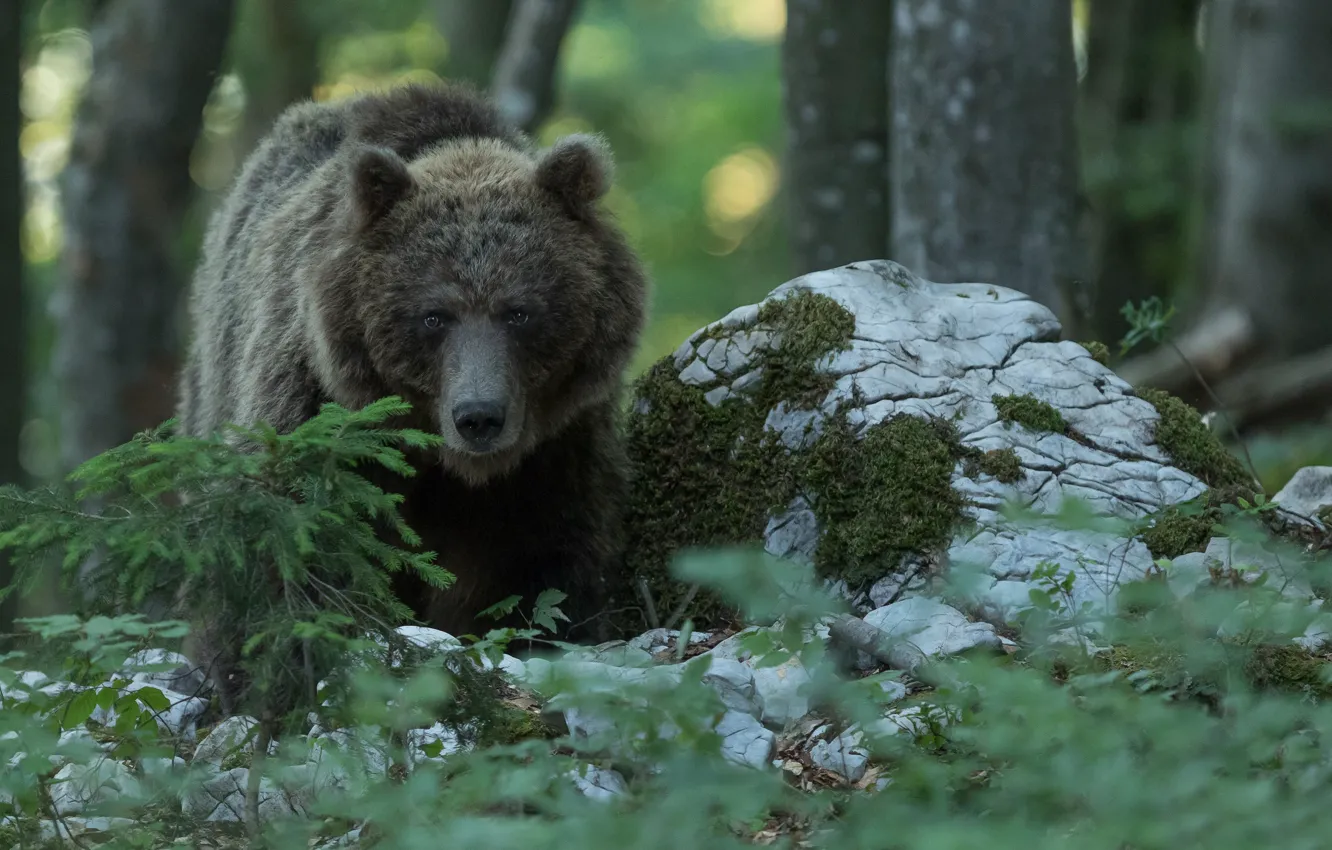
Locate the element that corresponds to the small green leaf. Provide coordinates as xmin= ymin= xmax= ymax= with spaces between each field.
xmin=62 ymin=689 xmax=98 ymax=729
xmin=135 ymin=686 xmax=170 ymax=714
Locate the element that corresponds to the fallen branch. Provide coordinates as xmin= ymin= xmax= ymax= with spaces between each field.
xmin=827 ymin=613 xmax=928 ymax=674
xmin=1209 ymin=343 xmax=1332 ymax=430
xmin=490 ymin=0 xmax=581 ymax=134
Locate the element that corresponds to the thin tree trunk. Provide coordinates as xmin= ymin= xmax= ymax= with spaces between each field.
xmin=892 ymin=0 xmax=1090 ymax=337
xmin=781 ymin=0 xmax=892 ymax=276
xmin=435 ymin=0 xmax=515 ymax=88
xmin=1080 ymin=0 xmax=1203 ymax=346
xmin=0 ymin=0 xmax=25 ymax=636
xmin=53 ymin=0 xmax=236 ymax=472
xmin=490 ymin=0 xmax=581 ymax=134
xmin=234 ymin=0 xmax=320 ymax=158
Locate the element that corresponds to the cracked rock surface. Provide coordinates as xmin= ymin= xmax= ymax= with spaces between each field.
xmin=660 ymin=260 xmax=1212 ymax=627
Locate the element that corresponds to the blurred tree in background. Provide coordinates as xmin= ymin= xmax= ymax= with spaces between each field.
xmin=7 ymin=0 xmax=1332 ymax=505
xmin=1 ymin=0 xmax=24 ymax=635
xmin=891 ymin=0 xmax=1089 ymax=336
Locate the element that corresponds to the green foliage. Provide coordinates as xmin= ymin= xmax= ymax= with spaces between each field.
xmin=1118 ymin=296 xmax=1177 ymax=356
xmin=4 ymin=474 xmax=1332 ymax=846
xmin=0 ymin=396 xmax=453 ymax=724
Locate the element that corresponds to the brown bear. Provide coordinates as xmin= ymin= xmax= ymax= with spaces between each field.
xmin=176 ymin=82 xmax=648 ymax=700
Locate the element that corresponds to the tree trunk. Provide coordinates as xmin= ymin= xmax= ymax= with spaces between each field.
xmin=892 ymin=0 xmax=1090 ymax=337
xmin=435 ymin=0 xmax=515 ymax=88
xmin=1120 ymin=0 xmax=1332 ymax=428
xmin=53 ymin=0 xmax=236 ymax=472
xmin=490 ymin=0 xmax=581 ymax=134
xmin=1080 ymin=0 xmax=1203 ymax=346
xmin=1193 ymin=0 xmax=1332 ymax=366
xmin=234 ymin=0 xmax=320 ymax=158
xmin=780 ymin=0 xmax=892 ymax=277
xmin=0 ymin=0 xmax=24 ymax=635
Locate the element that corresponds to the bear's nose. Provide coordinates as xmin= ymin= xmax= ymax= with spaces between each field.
xmin=452 ymin=401 xmax=507 ymax=445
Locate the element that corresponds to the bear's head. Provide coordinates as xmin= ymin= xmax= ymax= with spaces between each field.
xmin=318 ymin=133 xmax=648 ymax=486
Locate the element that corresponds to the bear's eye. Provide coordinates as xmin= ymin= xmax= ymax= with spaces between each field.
xmin=506 ymin=309 xmax=529 ymax=327
xmin=423 ymin=313 xmax=445 ymax=330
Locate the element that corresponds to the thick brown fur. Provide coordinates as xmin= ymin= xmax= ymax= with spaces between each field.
xmin=176 ymin=82 xmax=648 ymax=706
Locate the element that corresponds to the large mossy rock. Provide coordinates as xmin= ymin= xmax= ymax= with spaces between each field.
xmin=615 ymin=260 xmax=1258 ymax=633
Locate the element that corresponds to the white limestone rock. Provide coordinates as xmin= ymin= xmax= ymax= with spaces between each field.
xmin=715 ymin=710 xmax=777 ymax=770
xmin=862 ymin=597 xmax=1001 ymax=659
xmin=118 ymin=649 xmax=209 ymax=698
xmin=193 ymin=716 xmax=277 ymax=766
xmin=48 ymin=759 xmax=142 ymax=816
xmin=568 ymin=764 xmax=629 ymax=801
xmin=90 ymin=680 xmax=208 ymax=740
xmin=1273 ymin=466 xmax=1332 ymax=521
xmin=181 ymin=766 xmax=302 ymax=823
xmin=646 ymin=260 xmax=1219 ymax=629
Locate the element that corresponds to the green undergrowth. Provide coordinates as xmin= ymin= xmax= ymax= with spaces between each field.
xmin=618 ymin=290 xmax=1023 ymax=633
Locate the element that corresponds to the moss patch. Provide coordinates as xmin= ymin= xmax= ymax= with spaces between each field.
xmin=1138 ymin=388 xmax=1253 ymax=491
xmin=1081 ymin=341 xmax=1111 ymax=366
xmin=1243 ymin=643 xmax=1332 ymax=700
xmin=618 ymin=290 xmax=986 ymax=631
xmin=971 ymin=448 xmax=1023 ymax=484
xmin=1141 ymin=506 xmax=1215 ymax=560
xmin=993 ymin=393 xmax=1068 ymax=434
xmin=802 ymin=412 xmax=978 ymax=584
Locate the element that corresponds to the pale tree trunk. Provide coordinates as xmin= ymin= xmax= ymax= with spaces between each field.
xmin=490 ymin=0 xmax=581 ymax=134
xmin=1120 ymin=0 xmax=1332 ymax=429
xmin=0 ymin=0 xmax=24 ymax=634
xmin=234 ymin=0 xmax=320 ymax=158
xmin=54 ymin=0 xmax=236 ymax=472
xmin=435 ymin=0 xmax=515 ymax=88
xmin=781 ymin=0 xmax=892 ymax=276
xmin=892 ymin=0 xmax=1090 ymax=337
xmin=1080 ymin=0 xmax=1203 ymax=346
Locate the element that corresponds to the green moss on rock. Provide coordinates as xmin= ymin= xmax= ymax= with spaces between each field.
xmin=970 ymin=448 xmax=1023 ymax=484
xmin=803 ymin=412 xmax=976 ymax=584
xmin=993 ymin=393 xmax=1068 ymax=434
xmin=1244 ymin=643 xmax=1332 ymax=700
xmin=1138 ymin=388 xmax=1253 ymax=491
xmin=618 ymin=290 xmax=986 ymax=630
xmin=1141 ymin=504 xmax=1216 ymax=560
xmin=1081 ymin=341 xmax=1111 ymax=366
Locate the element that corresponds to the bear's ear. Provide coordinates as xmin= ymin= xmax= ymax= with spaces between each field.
xmin=535 ymin=133 xmax=613 ymax=216
xmin=351 ymin=146 xmax=414 ymax=228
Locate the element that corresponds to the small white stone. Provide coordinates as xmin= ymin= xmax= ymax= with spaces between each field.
xmin=715 ymin=710 xmax=776 ymax=770
xmin=863 ymin=597 xmax=1001 ymax=659
xmin=704 ymin=385 xmax=731 ymax=406
xmin=568 ymin=764 xmax=628 ymax=800
xmin=749 ymin=655 xmax=811 ymax=728
xmin=49 ymin=760 xmax=142 ymax=816
xmin=679 ymin=358 xmax=718 ymax=387
xmin=808 ymin=728 xmax=869 ymax=782
xmin=193 ymin=716 xmax=275 ymax=765
xmin=1273 ymin=466 xmax=1332 ymax=520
